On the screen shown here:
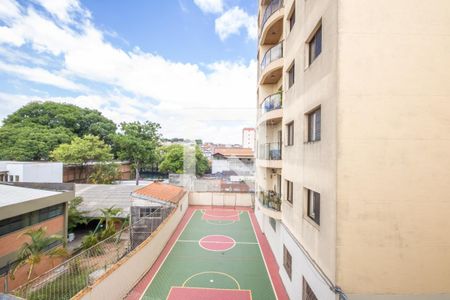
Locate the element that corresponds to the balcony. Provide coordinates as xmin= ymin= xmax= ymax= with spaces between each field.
xmin=257 ymin=142 xmax=282 ymax=168
xmin=258 ymin=92 xmax=282 ymax=125
xmin=259 ymin=0 xmax=284 ymax=45
xmin=257 ymin=189 xmax=282 ymax=219
xmin=259 ymin=42 xmax=283 ymax=85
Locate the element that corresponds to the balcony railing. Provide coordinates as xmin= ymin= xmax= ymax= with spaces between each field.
xmin=260 ymin=0 xmax=283 ymax=32
xmin=258 ymin=142 xmax=282 ymax=160
xmin=259 ymin=92 xmax=282 ymax=117
xmin=258 ymin=190 xmax=282 ymax=211
xmin=260 ymin=42 xmax=283 ymax=72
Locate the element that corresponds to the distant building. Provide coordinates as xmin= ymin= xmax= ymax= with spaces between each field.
xmin=211 ymin=148 xmax=254 ymax=175
xmin=242 ymin=128 xmax=255 ymax=151
xmin=0 ymin=161 xmax=63 ymax=183
xmin=0 ymin=184 xmax=73 ymax=292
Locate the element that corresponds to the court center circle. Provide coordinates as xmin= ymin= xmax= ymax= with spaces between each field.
xmin=199 ymin=235 xmax=236 ymax=252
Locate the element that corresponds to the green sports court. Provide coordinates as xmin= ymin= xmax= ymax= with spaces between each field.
xmin=126 ymin=206 xmax=287 ymax=300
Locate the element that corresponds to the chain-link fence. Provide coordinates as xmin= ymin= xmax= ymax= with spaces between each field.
xmin=12 ymin=206 xmax=173 ymax=300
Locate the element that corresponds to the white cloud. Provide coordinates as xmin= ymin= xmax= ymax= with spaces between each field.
xmin=0 ymin=0 xmax=257 ymax=144
xmin=0 ymin=0 xmax=20 ymax=20
xmin=193 ymin=0 xmax=224 ymax=14
xmin=215 ymin=7 xmax=257 ymax=41
xmin=0 ymin=61 xmax=87 ymax=91
xmin=33 ymin=0 xmax=86 ymax=23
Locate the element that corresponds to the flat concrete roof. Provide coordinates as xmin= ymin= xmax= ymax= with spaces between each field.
xmin=75 ymin=184 xmax=145 ymax=218
xmin=0 ymin=184 xmax=62 ymax=209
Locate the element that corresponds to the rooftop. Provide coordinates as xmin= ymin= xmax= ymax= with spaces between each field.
xmin=132 ymin=182 xmax=186 ymax=204
xmin=213 ymin=147 xmax=254 ymax=158
xmin=0 ymin=184 xmax=62 ymax=209
xmin=75 ymin=184 xmax=142 ymax=218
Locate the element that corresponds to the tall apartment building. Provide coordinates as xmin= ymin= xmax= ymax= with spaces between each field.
xmin=242 ymin=127 xmax=256 ymax=151
xmin=255 ymin=0 xmax=450 ymax=299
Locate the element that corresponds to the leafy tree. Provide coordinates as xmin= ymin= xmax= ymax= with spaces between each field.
xmin=3 ymin=101 xmax=116 ymax=143
xmin=51 ymin=135 xmax=113 ymax=181
xmin=114 ymin=121 xmax=161 ymax=185
xmin=11 ymin=228 xmax=68 ymax=280
xmin=159 ymin=144 xmax=210 ymax=176
xmin=159 ymin=144 xmax=184 ymax=174
xmin=51 ymin=135 xmax=113 ymax=164
xmin=88 ymin=163 xmax=119 ymax=184
xmin=194 ymin=145 xmax=210 ymax=176
xmin=0 ymin=124 xmax=74 ymax=160
xmin=68 ymin=197 xmax=87 ymax=233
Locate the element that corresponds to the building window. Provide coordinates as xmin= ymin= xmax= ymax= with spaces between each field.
xmin=303 ymin=277 xmax=318 ymax=300
xmin=15 ymin=175 xmax=19 ymax=182
xmin=139 ymin=207 xmax=161 ymax=218
xmin=307 ymin=107 xmax=321 ymax=142
xmin=283 ymin=245 xmax=292 ymax=279
xmin=9 ymin=175 xmax=13 ymax=182
xmin=269 ymin=217 xmax=276 ymax=231
xmin=286 ymin=180 xmax=293 ymax=204
xmin=306 ymin=189 xmax=320 ymax=225
xmin=287 ymin=62 xmax=295 ymax=88
xmin=288 ymin=5 xmax=295 ymax=31
xmin=0 ymin=215 xmax=30 ymax=236
xmin=308 ymin=24 xmax=322 ymax=65
xmin=38 ymin=204 xmax=64 ymax=223
xmin=286 ymin=122 xmax=294 ymax=146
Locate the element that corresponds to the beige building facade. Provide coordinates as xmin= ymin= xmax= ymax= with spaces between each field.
xmin=255 ymin=0 xmax=450 ymax=299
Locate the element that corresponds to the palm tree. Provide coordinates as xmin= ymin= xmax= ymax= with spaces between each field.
xmin=96 ymin=206 xmax=123 ymax=240
xmin=11 ymin=227 xmax=68 ymax=280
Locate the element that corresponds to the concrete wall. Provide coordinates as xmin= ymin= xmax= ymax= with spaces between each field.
xmin=336 ymin=0 xmax=450 ymax=296
xmin=188 ymin=192 xmax=254 ymax=207
xmin=74 ymin=194 xmax=188 ymax=300
xmin=0 ymin=162 xmax=63 ymax=183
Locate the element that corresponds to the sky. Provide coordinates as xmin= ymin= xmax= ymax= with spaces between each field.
xmin=0 ymin=0 xmax=258 ymax=144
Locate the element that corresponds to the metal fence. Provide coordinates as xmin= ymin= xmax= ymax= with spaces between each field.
xmin=11 ymin=206 xmax=174 ymax=300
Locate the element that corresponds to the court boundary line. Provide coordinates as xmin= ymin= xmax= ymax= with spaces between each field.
xmin=247 ymin=211 xmax=279 ymax=300
xmin=166 ymin=286 xmax=253 ymax=300
xmin=198 ymin=235 xmax=237 ymax=252
xmin=205 ymin=219 xmax=236 ymax=226
xmin=178 ymin=239 xmax=258 ymax=245
xmin=137 ymin=208 xmax=196 ymax=300
xmin=182 ymin=271 xmax=241 ymax=289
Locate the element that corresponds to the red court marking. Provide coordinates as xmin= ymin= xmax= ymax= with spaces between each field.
xmin=199 ymin=235 xmax=236 ymax=251
xmin=248 ymin=211 xmax=289 ymax=300
xmin=202 ymin=209 xmax=240 ymax=221
xmin=167 ymin=287 xmax=251 ymax=300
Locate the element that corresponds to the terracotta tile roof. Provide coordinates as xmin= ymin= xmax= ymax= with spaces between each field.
xmin=133 ymin=182 xmax=186 ymax=204
xmin=213 ymin=147 xmax=254 ymax=158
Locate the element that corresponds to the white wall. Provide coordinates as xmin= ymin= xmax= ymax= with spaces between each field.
xmin=189 ymin=192 xmax=254 ymax=207
xmin=22 ymin=163 xmax=63 ymax=183
xmin=0 ymin=162 xmax=63 ymax=183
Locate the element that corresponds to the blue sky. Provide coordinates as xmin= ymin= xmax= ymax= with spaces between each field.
xmin=0 ymin=0 xmax=258 ymax=144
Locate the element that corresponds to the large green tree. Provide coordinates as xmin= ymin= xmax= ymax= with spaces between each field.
xmin=0 ymin=101 xmax=117 ymax=161
xmin=159 ymin=144 xmax=210 ymax=176
xmin=0 ymin=124 xmax=74 ymax=160
xmin=51 ymin=135 xmax=113 ymax=164
xmin=114 ymin=121 xmax=161 ymax=185
xmin=3 ymin=101 xmax=117 ymax=142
